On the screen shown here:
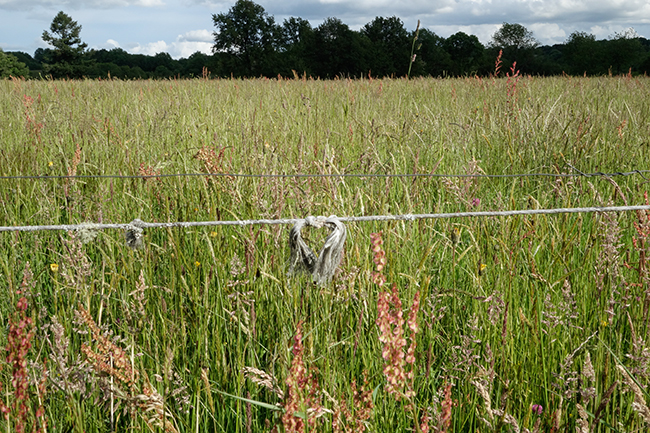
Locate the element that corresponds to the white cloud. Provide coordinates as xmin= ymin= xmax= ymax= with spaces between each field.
xmin=527 ymin=0 xmax=591 ymax=20
xmin=126 ymin=30 xmax=213 ymax=58
xmin=188 ymin=0 xmax=233 ymax=7
xmin=136 ymin=0 xmax=164 ymax=6
xmin=130 ymin=40 xmax=169 ymax=56
xmin=0 ymin=0 xmax=164 ymax=10
xmin=170 ymin=40 xmax=213 ymax=58
xmin=178 ymin=29 xmax=213 ymax=43
xmin=589 ymin=24 xmax=629 ymax=40
xmin=90 ymin=38 xmax=122 ymax=50
xmin=529 ymin=23 xmax=566 ymax=44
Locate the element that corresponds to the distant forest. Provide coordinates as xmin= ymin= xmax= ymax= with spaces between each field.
xmin=2 ymin=0 xmax=650 ymax=79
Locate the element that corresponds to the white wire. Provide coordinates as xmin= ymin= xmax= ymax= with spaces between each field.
xmin=1 ymin=205 xmax=649 ymax=233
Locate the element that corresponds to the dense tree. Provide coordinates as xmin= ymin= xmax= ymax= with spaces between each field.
xmin=278 ymin=17 xmax=314 ymax=76
xmin=92 ymin=47 xmax=132 ymax=66
xmin=9 ymin=5 xmax=650 ymax=79
xmin=5 ymin=51 xmax=40 ymax=73
xmin=563 ymin=31 xmax=601 ymax=75
xmin=534 ymin=44 xmax=563 ymax=76
xmin=491 ymin=23 xmax=538 ymax=50
xmin=179 ymin=51 xmax=213 ymax=77
xmin=212 ymin=0 xmax=279 ymax=76
xmin=489 ymin=23 xmax=538 ymax=72
xmin=33 ymin=48 xmax=51 ymax=66
xmin=444 ymin=32 xmax=485 ymax=75
xmin=41 ymin=11 xmax=90 ymax=78
xmin=361 ymin=16 xmax=410 ymax=77
xmin=311 ymin=17 xmax=369 ymax=78
xmin=606 ymin=28 xmax=646 ymax=74
xmin=153 ymin=52 xmax=176 ymax=71
xmin=640 ymin=38 xmax=650 ymax=74
xmin=85 ymin=48 xmax=173 ymax=78
xmin=413 ymin=29 xmax=452 ymax=76
xmin=282 ymin=17 xmax=312 ymax=47
xmin=0 ymin=50 xmax=30 ymax=78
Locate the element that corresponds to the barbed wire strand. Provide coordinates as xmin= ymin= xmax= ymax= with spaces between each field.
xmin=0 ymin=169 xmax=648 ymax=181
xmin=2 ymin=205 xmax=649 ymax=233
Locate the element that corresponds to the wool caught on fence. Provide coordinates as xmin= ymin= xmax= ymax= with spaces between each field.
xmin=125 ymin=219 xmax=145 ymax=250
xmin=288 ymin=215 xmax=346 ymax=285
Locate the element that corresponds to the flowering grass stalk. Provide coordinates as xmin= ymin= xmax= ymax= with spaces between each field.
xmin=76 ymin=304 xmax=179 ymax=432
xmin=373 ymin=232 xmax=421 ymax=400
xmin=407 ymin=20 xmax=421 ymax=79
xmin=617 ymin=365 xmax=650 ymax=425
xmin=0 ymin=263 xmax=47 ymax=433
xmin=371 ymin=231 xmax=387 ymax=287
xmin=332 ymin=374 xmax=373 ymax=433
xmin=377 ymin=284 xmax=421 ymax=400
xmin=76 ymin=304 xmax=139 ymax=391
xmin=506 ymin=61 xmax=521 ymax=122
xmin=372 ymin=231 xmax=425 ymax=430
xmin=494 ymin=49 xmax=503 ymax=77
xmin=440 ymin=383 xmax=452 ymax=433
xmin=282 ymin=321 xmax=324 ymax=432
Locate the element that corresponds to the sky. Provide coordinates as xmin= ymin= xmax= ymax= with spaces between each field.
xmin=1 ymin=0 xmax=650 ymax=59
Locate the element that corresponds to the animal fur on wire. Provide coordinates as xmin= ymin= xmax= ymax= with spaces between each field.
xmin=288 ymin=215 xmax=346 ymax=285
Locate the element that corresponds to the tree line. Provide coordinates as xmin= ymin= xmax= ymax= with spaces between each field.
xmin=2 ymin=1 xmax=650 ymax=79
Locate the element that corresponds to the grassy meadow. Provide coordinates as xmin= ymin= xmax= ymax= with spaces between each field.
xmin=1 ymin=73 xmax=650 ymax=432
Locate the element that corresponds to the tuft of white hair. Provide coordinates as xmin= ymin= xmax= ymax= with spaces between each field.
xmin=288 ymin=215 xmax=346 ymax=286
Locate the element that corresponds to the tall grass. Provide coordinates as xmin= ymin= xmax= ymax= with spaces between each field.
xmin=1 ymin=74 xmax=650 ymax=432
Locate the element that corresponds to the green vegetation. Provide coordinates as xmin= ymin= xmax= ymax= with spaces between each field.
xmin=41 ymin=11 xmax=90 ymax=79
xmin=0 ymin=49 xmax=29 ymax=78
xmin=4 ymin=1 xmax=650 ymax=79
xmin=1 ymin=75 xmax=650 ymax=432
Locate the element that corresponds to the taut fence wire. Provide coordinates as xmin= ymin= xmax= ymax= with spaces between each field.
xmin=0 ymin=169 xmax=648 ymax=181
xmin=2 ymin=205 xmax=650 ymax=234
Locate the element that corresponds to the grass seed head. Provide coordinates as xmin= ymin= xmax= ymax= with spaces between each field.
xmin=282 ymin=321 xmax=323 ymax=432
xmin=1 ymin=263 xmax=42 ymax=431
xmin=618 ymin=365 xmax=650 ymax=425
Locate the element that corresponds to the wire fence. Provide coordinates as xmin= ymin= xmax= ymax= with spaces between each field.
xmin=1 ymin=169 xmax=649 ymax=181
xmin=2 ymin=205 xmax=650 ymax=233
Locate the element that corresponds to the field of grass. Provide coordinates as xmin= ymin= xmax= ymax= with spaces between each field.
xmin=1 ymin=73 xmax=650 ymax=432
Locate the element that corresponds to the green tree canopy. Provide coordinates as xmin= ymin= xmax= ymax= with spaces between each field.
xmin=41 ymin=11 xmax=90 ymax=78
xmin=564 ymin=31 xmax=601 ymax=75
xmin=361 ymin=16 xmax=410 ymax=77
xmin=490 ymin=23 xmax=538 ymax=50
xmin=278 ymin=17 xmax=314 ymax=76
xmin=0 ymin=50 xmax=30 ymax=78
xmin=212 ymin=0 xmax=279 ymax=76
xmin=414 ymin=28 xmax=451 ymax=77
xmin=489 ymin=23 xmax=538 ymax=72
xmin=444 ymin=32 xmax=484 ymax=75
xmin=606 ymin=28 xmax=645 ymax=74
xmin=311 ymin=17 xmax=369 ymax=78
xmin=5 ymin=51 xmax=40 ymax=72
